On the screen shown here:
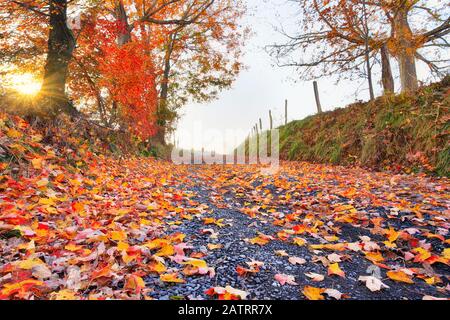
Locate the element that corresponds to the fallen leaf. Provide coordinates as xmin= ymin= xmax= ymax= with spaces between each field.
xmin=305 ymin=272 xmax=325 ymax=282
xmin=160 ymin=273 xmax=185 ymax=283
xmin=275 ymin=250 xmax=289 ymax=257
xmin=327 ymin=253 xmax=342 ymax=263
xmin=124 ymin=274 xmax=146 ymax=293
xmin=325 ymin=288 xmax=343 ymax=300
xmin=302 ymin=286 xmax=325 ymax=300
xmin=358 ymin=276 xmax=390 ymax=292
xmin=293 ymin=237 xmax=307 ymax=246
xmin=207 ymin=243 xmax=223 ymax=250
xmin=274 ymin=273 xmax=298 ymax=285
xmin=288 ymin=256 xmax=306 ymax=265
xmin=328 ymin=263 xmax=345 ymax=278
xmin=386 ymin=270 xmax=414 ymax=284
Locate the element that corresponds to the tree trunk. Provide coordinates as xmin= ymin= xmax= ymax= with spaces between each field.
xmin=115 ymin=0 xmax=131 ymax=46
xmin=155 ymin=34 xmax=175 ymax=145
xmin=394 ymin=8 xmax=418 ymax=92
xmin=362 ymin=1 xmax=374 ymax=101
xmin=380 ymin=44 xmax=395 ymax=94
xmin=112 ymin=1 xmax=131 ymax=130
xmin=365 ymin=50 xmax=375 ymax=101
xmin=398 ymin=49 xmax=418 ymax=92
xmin=40 ymin=0 xmax=75 ymax=117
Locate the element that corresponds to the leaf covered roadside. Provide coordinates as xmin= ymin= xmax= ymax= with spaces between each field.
xmin=0 ymin=112 xmax=449 ymax=300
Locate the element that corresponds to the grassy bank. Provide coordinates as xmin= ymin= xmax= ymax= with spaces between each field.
xmin=253 ymin=77 xmax=449 ymax=176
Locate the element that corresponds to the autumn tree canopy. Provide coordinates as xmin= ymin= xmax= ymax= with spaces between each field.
xmin=267 ymin=0 xmax=449 ymax=94
xmin=0 ymin=0 xmax=248 ymax=141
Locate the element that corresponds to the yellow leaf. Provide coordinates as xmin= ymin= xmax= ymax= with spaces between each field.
xmin=293 ymin=237 xmax=307 ymax=246
xmin=412 ymin=247 xmax=431 ymax=262
xmin=117 ymin=241 xmax=129 ymax=252
xmin=334 ymin=204 xmax=356 ymax=213
xmin=0 ymin=279 xmax=44 ymax=298
xmin=203 ymin=218 xmax=225 ymax=227
xmin=50 ymin=289 xmax=78 ymax=300
xmin=182 ymin=259 xmax=208 ymax=269
xmin=31 ymin=157 xmax=43 ymax=169
xmin=122 ymin=252 xmax=135 ymax=264
xmin=65 ymin=243 xmax=83 ymax=252
xmin=36 ymin=178 xmax=49 ymax=188
xmin=160 ymin=273 xmax=185 ymax=283
xmin=6 ymin=128 xmax=22 ymax=138
xmin=17 ymin=258 xmax=44 ymax=270
xmin=155 ymin=244 xmax=175 ymax=257
xmin=144 ymin=238 xmax=169 ymax=250
xmin=39 ymin=197 xmax=56 ymax=206
xmin=386 ymin=228 xmax=400 ymax=242
xmin=310 ymin=243 xmax=347 ymax=251
xmin=248 ymin=236 xmax=269 ymax=246
xmin=30 ymin=134 xmax=43 ymax=142
xmin=17 ymin=240 xmax=35 ymax=252
xmin=328 ymin=263 xmax=345 ymax=278
xmin=443 ymin=248 xmax=450 ymax=260
xmin=149 ymin=261 xmax=166 ymax=274
xmin=207 ymin=243 xmax=223 ymax=250
xmin=303 ymin=286 xmax=325 ymax=300
xmin=365 ymin=252 xmax=384 ymax=263
xmin=110 ymin=231 xmax=127 ymax=241
xmin=10 ymin=143 xmax=26 ymax=152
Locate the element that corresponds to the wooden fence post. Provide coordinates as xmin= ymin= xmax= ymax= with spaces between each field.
xmin=313 ymin=81 xmax=323 ymax=114
xmin=269 ymin=110 xmax=273 ymax=130
xmin=285 ymin=99 xmax=288 ymax=125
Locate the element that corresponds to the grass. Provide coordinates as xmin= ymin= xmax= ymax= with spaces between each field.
xmin=276 ymin=76 xmax=449 ymax=176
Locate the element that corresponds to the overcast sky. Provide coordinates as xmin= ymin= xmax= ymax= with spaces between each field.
xmin=173 ymin=0 xmax=432 ymax=154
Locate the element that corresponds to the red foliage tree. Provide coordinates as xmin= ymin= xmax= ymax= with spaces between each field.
xmin=97 ymin=20 xmax=158 ymax=139
xmin=74 ymin=18 xmax=158 ymax=140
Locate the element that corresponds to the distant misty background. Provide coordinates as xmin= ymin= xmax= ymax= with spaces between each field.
xmin=174 ymin=0 xmax=433 ymax=154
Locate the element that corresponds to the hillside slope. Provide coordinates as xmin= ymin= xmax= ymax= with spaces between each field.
xmin=277 ymin=77 xmax=449 ymax=176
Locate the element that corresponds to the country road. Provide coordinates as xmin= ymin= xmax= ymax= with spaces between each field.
xmin=144 ymin=161 xmax=450 ymax=300
xmin=1 ymin=159 xmax=449 ymax=300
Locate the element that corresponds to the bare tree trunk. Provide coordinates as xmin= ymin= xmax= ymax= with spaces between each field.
xmin=394 ymin=8 xmax=418 ymax=92
xmin=365 ymin=52 xmax=375 ymax=101
xmin=362 ymin=1 xmax=374 ymax=101
xmin=155 ymin=34 xmax=176 ymax=145
xmin=40 ymin=0 xmax=75 ymax=117
xmin=380 ymin=44 xmax=395 ymax=94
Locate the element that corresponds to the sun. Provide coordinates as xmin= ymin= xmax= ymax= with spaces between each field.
xmin=9 ymin=73 xmax=42 ymax=96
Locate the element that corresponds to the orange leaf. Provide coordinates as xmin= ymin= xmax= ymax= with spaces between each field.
xmin=160 ymin=273 xmax=185 ymax=283
xmin=91 ymin=265 xmax=112 ymax=280
xmin=365 ymin=251 xmax=384 ymax=263
xmin=387 ymin=270 xmax=414 ymax=284
xmin=124 ymin=274 xmax=146 ymax=293
xmin=302 ymin=286 xmax=325 ymax=300
xmin=328 ymin=263 xmax=345 ymax=278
